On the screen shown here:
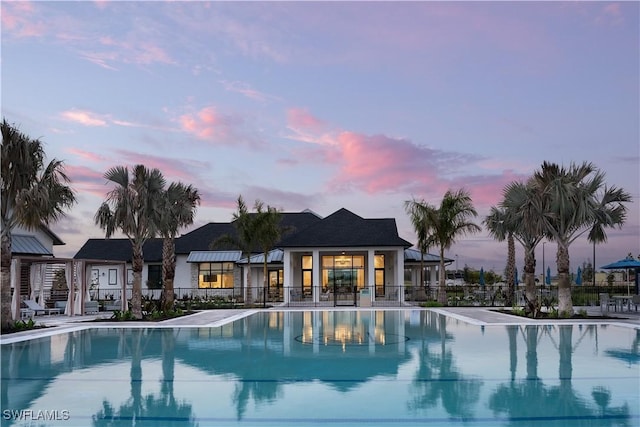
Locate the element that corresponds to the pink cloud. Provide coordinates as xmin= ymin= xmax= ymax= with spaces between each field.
xmin=178 ymin=106 xmax=261 ymax=147
xmin=60 ymin=109 xmax=108 ymax=127
xmin=287 ymin=108 xmax=327 ymax=134
xmin=66 ymin=148 xmax=108 ymax=163
xmin=1 ymin=2 xmax=46 ymax=38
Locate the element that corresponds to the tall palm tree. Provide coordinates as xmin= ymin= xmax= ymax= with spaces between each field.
xmin=157 ymin=182 xmax=200 ymax=311
xmin=410 ymin=189 xmax=481 ymax=305
xmin=484 ymin=206 xmax=516 ymax=306
xmin=94 ymin=165 xmax=166 ymax=319
xmin=211 ymin=196 xmax=258 ymax=303
xmin=253 ymin=201 xmax=283 ymax=299
xmin=1 ymin=120 xmax=76 ymax=329
xmin=532 ymin=161 xmax=631 ymax=316
xmin=500 ymin=180 xmax=545 ymax=315
xmin=404 ymin=198 xmax=432 ymax=290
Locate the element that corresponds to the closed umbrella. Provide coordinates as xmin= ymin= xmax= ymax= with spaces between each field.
xmin=576 ymin=267 xmax=582 ymax=286
xmin=546 ymin=267 xmax=551 ymax=285
xmin=479 ymin=267 xmax=485 ymax=287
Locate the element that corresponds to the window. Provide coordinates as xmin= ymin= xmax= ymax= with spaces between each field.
xmin=199 ymin=262 xmax=234 ymax=289
xmin=322 ymin=255 xmax=365 ymax=291
xmin=108 ymin=269 xmax=118 ymax=285
xmin=375 ymin=254 xmax=385 ymax=297
xmin=302 ymin=255 xmax=313 ymax=292
xmin=147 ymin=265 xmax=162 ymax=289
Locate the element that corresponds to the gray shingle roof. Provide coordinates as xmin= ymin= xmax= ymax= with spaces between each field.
xmin=278 ymin=208 xmax=412 ymax=248
xmin=73 ymin=238 xmax=163 ymax=262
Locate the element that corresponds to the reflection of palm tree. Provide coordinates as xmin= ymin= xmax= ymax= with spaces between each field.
xmin=232 ymin=314 xmax=282 ymax=420
xmin=92 ymin=329 xmax=198 ymax=427
xmin=490 ymin=325 xmax=631 ymax=426
xmin=408 ymin=312 xmax=482 ymax=420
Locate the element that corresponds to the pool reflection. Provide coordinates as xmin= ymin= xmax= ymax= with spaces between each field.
xmin=1 ymin=311 xmax=637 ymax=426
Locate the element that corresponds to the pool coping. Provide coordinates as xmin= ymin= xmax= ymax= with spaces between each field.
xmin=2 ymin=306 xmax=638 ymax=344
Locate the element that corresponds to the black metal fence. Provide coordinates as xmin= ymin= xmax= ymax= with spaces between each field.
xmin=74 ymin=283 xmax=637 ymax=311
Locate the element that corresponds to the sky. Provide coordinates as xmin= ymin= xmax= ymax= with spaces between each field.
xmin=2 ymin=1 xmax=639 ymax=277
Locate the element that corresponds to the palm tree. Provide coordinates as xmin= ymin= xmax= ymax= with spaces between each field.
xmin=157 ymin=182 xmax=200 ymax=311
xmin=532 ymin=162 xmax=631 ymax=316
xmin=500 ymin=180 xmax=545 ymax=315
xmin=484 ymin=206 xmax=516 ymax=306
xmin=404 ymin=198 xmax=432 ymax=290
xmin=1 ymin=120 xmax=76 ymax=329
xmin=253 ymin=201 xmax=283 ymax=300
xmin=409 ymin=189 xmax=481 ymax=305
xmin=94 ymin=165 xmax=166 ymax=319
xmin=211 ymin=196 xmax=258 ymax=303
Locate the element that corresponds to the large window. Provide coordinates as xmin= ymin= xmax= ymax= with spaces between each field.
xmin=375 ymin=254 xmax=385 ymax=297
xmin=322 ymin=255 xmax=365 ymax=291
xmin=198 ymin=262 xmax=234 ymax=289
xmin=302 ymin=255 xmax=313 ymax=293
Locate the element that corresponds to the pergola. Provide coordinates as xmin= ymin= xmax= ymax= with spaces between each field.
xmin=10 ymin=256 xmax=127 ymax=320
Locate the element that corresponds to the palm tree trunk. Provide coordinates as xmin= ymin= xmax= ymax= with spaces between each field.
xmin=438 ymin=247 xmax=447 ymax=305
xmin=131 ymin=241 xmax=144 ymax=319
xmin=162 ymin=237 xmax=176 ymax=311
xmin=556 ymin=242 xmax=573 ymax=316
xmin=1 ymin=230 xmax=13 ymax=329
xmin=524 ymin=247 xmax=538 ymax=315
xmin=245 ymin=258 xmax=253 ymax=304
xmin=505 ymin=233 xmax=515 ymax=306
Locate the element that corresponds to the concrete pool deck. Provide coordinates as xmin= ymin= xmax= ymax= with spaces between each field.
xmin=2 ymin=305 xmax=638 ymax=343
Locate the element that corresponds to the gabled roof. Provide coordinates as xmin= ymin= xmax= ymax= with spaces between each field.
xmin=278 ymin=208 xmax=412 ymax=248
xmin=175 ymin=211 xmax=323 ymax=254
xmin=12 ymin=235 xmax=53 ymax=256
xmin=73 ymin=238 xmax=163 ymax=262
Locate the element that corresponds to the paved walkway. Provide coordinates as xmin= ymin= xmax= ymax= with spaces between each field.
xmin=3 ymin=305 xmax=638 ymax=343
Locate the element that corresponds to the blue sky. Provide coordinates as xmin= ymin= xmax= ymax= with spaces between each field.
xmin=2 ymin=1 xmax=638 ymax=276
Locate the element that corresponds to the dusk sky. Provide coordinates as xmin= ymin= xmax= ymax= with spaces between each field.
xmin=2 ymin=1 xmax=638 ymax=277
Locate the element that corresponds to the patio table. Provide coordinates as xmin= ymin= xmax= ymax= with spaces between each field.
xmin=611 ymin=295 xmax=634 ymax=312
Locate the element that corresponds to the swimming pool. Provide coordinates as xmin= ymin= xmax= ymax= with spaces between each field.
xmin=1 ymin=310 xmax=638 ymax=426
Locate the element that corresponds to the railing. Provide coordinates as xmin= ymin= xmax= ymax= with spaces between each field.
xmin=41 ymin=283 xmax=638 ymax=311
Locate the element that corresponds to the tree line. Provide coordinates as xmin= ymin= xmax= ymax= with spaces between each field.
xmin=405 ymin=162 xmax=631 ymax=317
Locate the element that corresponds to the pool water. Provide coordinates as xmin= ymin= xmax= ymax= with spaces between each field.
xmin=1 ymin=310 xmax=638 ymax=426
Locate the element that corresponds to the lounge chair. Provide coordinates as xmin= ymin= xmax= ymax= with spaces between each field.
xmin=599 ymin=293 xmax=617 ymax=312
xmin=23 ymin=299 xmax=61 ymax=316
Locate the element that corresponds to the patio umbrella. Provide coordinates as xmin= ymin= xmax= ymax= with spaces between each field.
xmin=479 ymin=267 xmax=485 ymax=287
xmin=545 ymin=267 xmax=551 ymax=285
xmin=601 ymin=257 xmax=640 ymax=295
xmin=514 ymin=269 xmax=519 ymax=286
xmin=575 ymin=267 xmax=582 ymax=286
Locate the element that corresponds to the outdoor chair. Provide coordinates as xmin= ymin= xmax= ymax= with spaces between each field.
xmin=632 ymin=295 xmax=640 ymax=312
xmin=599 ymin=293 xmax=617 ymax=312
xmin=23 ymin=299 xmax=61 ymax=316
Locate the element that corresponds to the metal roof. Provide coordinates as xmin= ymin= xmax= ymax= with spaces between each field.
xmin=11 ymin=235 xmax=52 ymax=255
xmin=238 ymin=249 xmax=284 ymax=264
xmin=186 ymin=251 xmax=242 ymax=263
xmin=404 ymin=248 xmax=452 ymax=264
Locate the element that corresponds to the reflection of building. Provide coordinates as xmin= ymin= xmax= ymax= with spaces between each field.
xmin=74 ymin=208 xmax=451 ymax=304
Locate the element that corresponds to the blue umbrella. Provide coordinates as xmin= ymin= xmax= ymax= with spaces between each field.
xmin=601 ymin=257 xmax=640 ymax=295
xmin=514 ymin=269 xmax=519 ymax=286
xmin=479 ymin=267 xmax=485 ymax=287
xmin=576 ymin=267 xmax=582 ymax=286
xmin=545 ymin=267 xmax=551 ymax=285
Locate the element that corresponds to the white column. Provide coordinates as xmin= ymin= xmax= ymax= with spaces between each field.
xmin=312 ymin=249 xmax=320 ymax=302
xmin=397 ymin=248 xmax=405 ymax=303
xmin=283 ymin=250 xmax=291 ymax=304
xmin=368 ymin=249 xmax=376 ymax=303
